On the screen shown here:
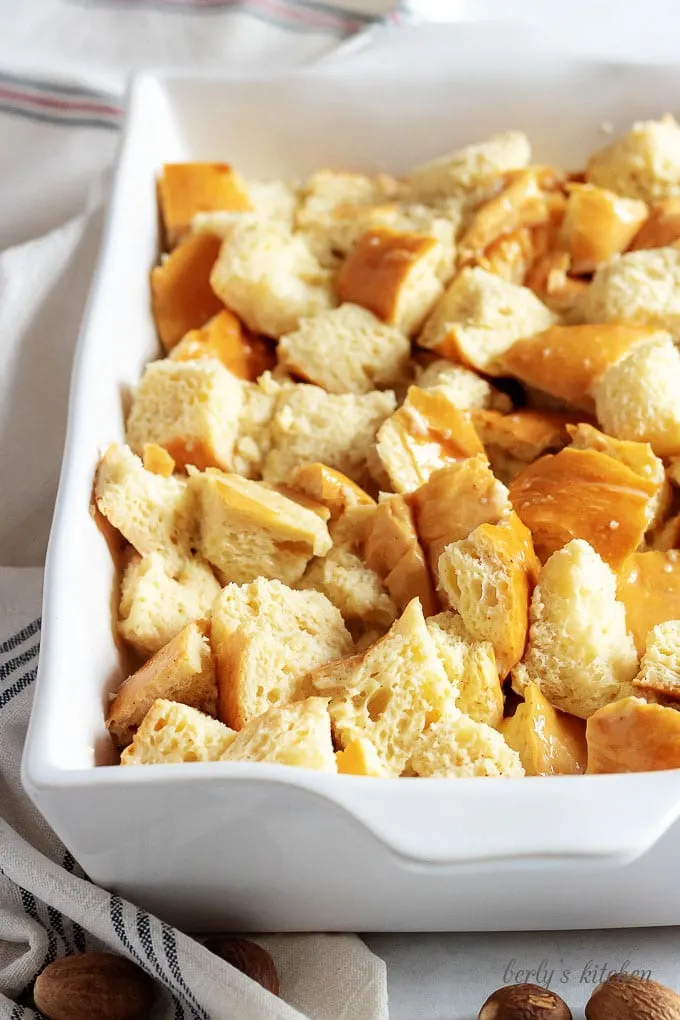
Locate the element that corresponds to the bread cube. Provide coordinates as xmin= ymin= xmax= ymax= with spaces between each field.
xmin=277 ymin=304 xmax=410 ymax=395
xmin=336 ymin=736 xmax=388 ymax=777
xmin=500 ymin=683 xmax=587 ymax=776
xmin=151 ymin=233 xmax=224 ymax=351
xmin=476 ymin=225 xmax=536 ymax=284
xmin=192 ymin=180 xmax=298 ymax=237
xmin=560 ymin=183 xmax=647 ymax=273
xmin=262 ymin=383 xmax=396 ymax=489
xmin=426 ymin=612 xmax=503 ymax=727
xmin=158 ymin=162 xmax=252 ymax=248
xmin=107 ymin=621 xmax=217 ymax=747
xmin=633 ymin=621 xmax=680 ymax=700
xmin=210 ymin=219 xmax=333 ymax=338
xmin=337 ymin=229 xmax=444 ymax=336
xmin=363 ymin=494 xmax=439 ymax=617
xmin=299 ymin=544 xmax=397 ymax=630
xmin=415 ymin=359 xmax=511 ymax=411
xmin=410 ymin=714 xmax=523 ymax=779
xmin=472 ymin=408 xmax=579 ymax=484
xmin=630 ymin=197 xmax=680 ymax=250
xmin=438 ymin=513 xmax=540 ymax=678
xmin=221 ymin=697 xmax=337 ymax=772
xmin=497 ymin=323 xmax=662 ymax=409
xmin=121 ymin=700 xmax=237 ymax=765
xmin=567 ymin=422 xmax=669 ymax=530
xmin=407 ymin=131 xmax=531 ymax=201
xmin=94 ymin=443 xmax=194 ymax=572
xmin=512 ymin=539 xmax=639 ymax=719
xmin=509 ymin=447 xmax=659 ymax=569
xmin=212 ymin=578 xmax=352 ymax=729
xmin=586 ymin=697 xmax=680 ymax=773
xmin=411 ymin=455 xmax=511 ymax=575
xmin=593 ymin=335 xmax=680 ymax=457
xmin=126 ymin=359 xmax=243 ymax=472
xmin=586 ymin=115 xmax=680 ymax=203
xmin=287 ymin=462 xmax=375 ymax=521
xmin=583 ymin=248 xmax=680 ymax=332
xmin=311 ymin=598 xmax=455 ymax=776
xmin=616 ymin=551 xmax=680 ymax=655
xmin=189 ymin=469 xmax=331 ymax=586
xmin=375 ymin=386 xmax=485 ymax=494
xmin=169 ymin=309 xmax=275 ymax=381
xmin=230 ymin=373 xmax=290 ymax=480
xmin=418 ymin=267 xmax=557 ymax=374
xmin=118 ymin=551 xmax=221 ymax=657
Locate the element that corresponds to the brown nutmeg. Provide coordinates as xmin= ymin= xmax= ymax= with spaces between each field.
xmin=33 ymin=952 xmax=154 ymax=1020
xmin=478 ymin=983 xmax=572 ymax=1019
xmin=203 ymin=937 xmax=279 ymax=996
xmin=585 ymin=973 xmax=680 ymax=1020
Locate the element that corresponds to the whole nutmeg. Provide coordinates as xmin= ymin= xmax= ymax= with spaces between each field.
xmin=586 ymin=973 xmax=680 ymax=1019
xmin=478 ymin=983 xmax=573 ymax=1019
xmin=33 ymin=952 xmax=154 ymax=1020
xmin=203 ymin=937 xmax=279 ymax=996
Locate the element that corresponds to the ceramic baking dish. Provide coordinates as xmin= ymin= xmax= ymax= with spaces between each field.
xmin=22 ymin=27 xmax=680 ymax=932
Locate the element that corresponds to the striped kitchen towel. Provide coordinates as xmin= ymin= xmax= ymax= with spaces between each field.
xmin=0 ymin=1 xmax=399 ymax=1016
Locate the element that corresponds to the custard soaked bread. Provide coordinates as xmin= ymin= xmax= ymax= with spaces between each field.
xmin=99 ymin=119 xmax=680 ymax=779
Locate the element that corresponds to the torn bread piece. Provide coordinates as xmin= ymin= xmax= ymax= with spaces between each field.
xmin=277 ymin=304 xmax=410 ymax=395
xmin=210 ymin=218 xmax=334 ymax=338
xmin=94 ymin=443 xmax=195 ymax=572
xmin=410 ymin=713 xmax=524 ymax=778
xmin=375 ymin=385 xmax=485 ymax=494
xmin=221 ymin=697 xmax=337 ymax=772
xmin=633 ymin=621 xmax=680 ymax=701
xmin=212 ymin=578 xmax=352 ymax=730
xmin=500 ymin=682 xmax=587 ymax=776
xmin=363 ymin=494 xmax=439 ymax=617
xmin=586 ymin=115 xmax=680 ymax=203
xmin=418 ymin=267 xmax=557 ymax=374
xmin=583 ymin=247 xmax=680 ymax=332
xmin=118 ymin=551 xmax=221 ymax=658
xmin=415 ymin=359 xmax=511 ymax=411
xmin=337 ymin=229 xmax=444 ymax=336
xmin=298 ymin=543 xmax=398 ymax=631
xmin=472 ymin=408 xmax=581 ymax=484
xmin=189 ymin=469 xmax=331 ymax=586
xmin=560 ymin=183 xmax=647 ymax=273
xmin=262 ymin=383 xmax=396 ymax=490
xmin=567 ymin=422 xmax=669 ymax=530
xmin=437 ymin=513 xmax=540 ymax=678
xmin=629 ymin=197 xmax=680 ymax=250
xmin=126 ymin=358 xmax=244 ymax=472
xmin=496 ymin=324 xmax=661 ymax=409
xmin=587 ymin=696 xmax=680 ymax=773
xmin=336 ymin=736 xmax=388 ymax=777
xmin=407 ymin=130 xmax=531 ymax=202
xmin=169 ymin=309 xmax=275 ymax=382
xmin=107 ymin=620 xmax=217 ymax=747
xmin=617 ymin=551 xmax=680 ymax=656
xmin=426 ymin=612 xmax=503 ymax=728
xmin=311 ymin=598 xmax=455 ymax=776
xmin=412 ymin=455 xmax=511 ymax=576
xmin=593 ymin=334 xmax=680 ymax=458
xmin=121 ymin=700 xmax=237 ymax=765
xmin=512 ymin=539 xmax=639 ymax=719
xmin=158 ymin=162 xmax=252 ymax=248
xmin=287 ymin=462 xmax=375 ymax=522
xmin=151 ymin=233 xmax=224 ymax=351
xmin=230 ymin=372 xmax=293 ymax=480
xmin=509 ymin=447 xmax=659 ymax=569
xmin=474 ymin=225 xmax=536 ymax=285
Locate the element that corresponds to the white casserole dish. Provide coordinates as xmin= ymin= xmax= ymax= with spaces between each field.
xmin=21 ymin=27 xmax=680 ymax=932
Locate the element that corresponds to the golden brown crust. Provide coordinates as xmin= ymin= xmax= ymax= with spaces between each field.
xmin=150 ymin=233 xmax=225 ymax=352
xmin=616 ymin=551 xmax=680 ymax=655
xmin=509 ymin=447 xmax=659 ymax=568
xmin=169 ymin=310 xmax=275 ymax=381
xmin=142 ymin=444 xmax=176 ymax=478
xmin=501 ymin=682 xmax=588 ymax=776
xmin=363 ymin=495 xmax=439 ymax=617
xmin=560 ymin=183 xmax=647 ymax=273
xmin=586 ymin=696 xmax=680 ymax=773
xmin=472 ymin=407 xmax=584 ymax=471
xmin=629 ymin=197 xmax=680 ymax=250
xmin=496 ymin=324 xmax=660 ymax=406
xmin=287 ymin=462 xmax=375 ymax=521
xmin=106 ymin=620 xmax=216 ymax=747
xmin=158 ymin=162 xmax=252 ymax=248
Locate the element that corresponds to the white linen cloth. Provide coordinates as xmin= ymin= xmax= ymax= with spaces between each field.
xmin=3 ymin=3 xmax=680 ymax=1019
